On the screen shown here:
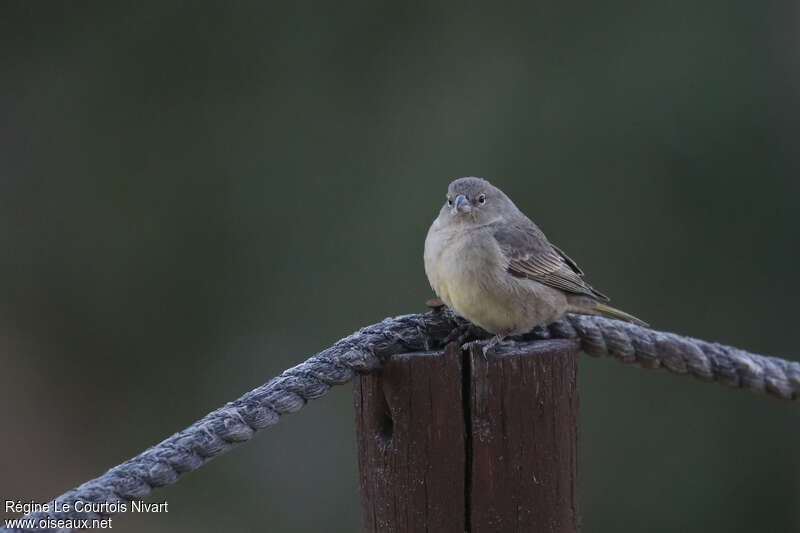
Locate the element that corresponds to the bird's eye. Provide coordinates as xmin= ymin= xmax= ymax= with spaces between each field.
xmin=447 ymin=197 xmax=453 ymax=206
xmin=478 ymin=194 xmax=486 ymax=205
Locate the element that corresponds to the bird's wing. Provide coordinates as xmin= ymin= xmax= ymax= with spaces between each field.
xmin=492 ymin=222 xmax=609 ymax=301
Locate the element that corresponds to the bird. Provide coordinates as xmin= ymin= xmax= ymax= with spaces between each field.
xmin=424 ymin=176 xmax=646 ymax=352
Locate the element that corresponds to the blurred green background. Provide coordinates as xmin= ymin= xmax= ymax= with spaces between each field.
xmin=1 ymin=2 xmax=798 ymax=531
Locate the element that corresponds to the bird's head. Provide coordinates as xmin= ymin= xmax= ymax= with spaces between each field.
xmin=439 ymin=176 xmax=515 ymax=226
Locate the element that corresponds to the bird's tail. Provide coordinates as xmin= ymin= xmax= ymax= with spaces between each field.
xmin=592 ymin=303 xmax=649 ymax=327
xmin=568 ymin=297 xmax=649 ymax=327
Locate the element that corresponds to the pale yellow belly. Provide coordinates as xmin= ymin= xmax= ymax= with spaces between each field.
xmin=446 ymin=279 xmax=520 ymax=333
xmin=425 ymin=227 xmax=565 ymax=335
xmin=449 ymin=278 xmax=567 ymax=335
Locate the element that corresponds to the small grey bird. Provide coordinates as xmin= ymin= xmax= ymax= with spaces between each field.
xmin=424 ymin=177 xmax=646 ymax=349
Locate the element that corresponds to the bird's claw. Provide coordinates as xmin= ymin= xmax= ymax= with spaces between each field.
xmin=444 ymin=322 xmax=485 ymax=347
xmin=481 ymin=341 xmax=491 ymax=361
xmin=467 ymin=335 xmax=505 ymax=360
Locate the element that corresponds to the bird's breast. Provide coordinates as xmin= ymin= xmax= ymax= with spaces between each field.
xmin=424 ymin=224 xmax=506 ymax=323
xmin=424 ymin=221 xmax=565 ymax=335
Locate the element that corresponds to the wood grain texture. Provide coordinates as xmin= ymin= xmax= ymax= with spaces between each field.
xmin=354 ymin=338 xmax=581 ymax=532
xmin=354 ymin=343 xmax=466 ymax=533
xmin=469 ymin=339 xmax=581 ymax=532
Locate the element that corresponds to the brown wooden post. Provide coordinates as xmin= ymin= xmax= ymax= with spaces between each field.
xmin=353 ymin=338 xmax=581 ymax=533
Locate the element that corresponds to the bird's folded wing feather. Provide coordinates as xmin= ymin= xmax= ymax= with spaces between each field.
xmin=492 ymin=222 xmax=610 ymax=301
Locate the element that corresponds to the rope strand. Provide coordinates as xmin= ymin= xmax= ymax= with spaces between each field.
xmin=3 ymin=311 xmax=797 ymax=532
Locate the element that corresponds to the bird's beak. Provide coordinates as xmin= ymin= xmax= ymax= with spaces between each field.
xmin=452 ymin=194 xmax=471 ymax=214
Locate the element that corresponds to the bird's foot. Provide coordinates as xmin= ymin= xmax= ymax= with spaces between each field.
xmin=425 ymin=298 xmax=445 ymax=313
xmin=470 ymin=334 xmax=506 ymax=360
xmin=443 ymin=321 xmax=486 ymax=347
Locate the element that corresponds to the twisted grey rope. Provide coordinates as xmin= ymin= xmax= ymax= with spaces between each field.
xmin=529 ymin=314 xmax=799 ymax=399
xmin=4 ymin=311 xmax=797 ymax=532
